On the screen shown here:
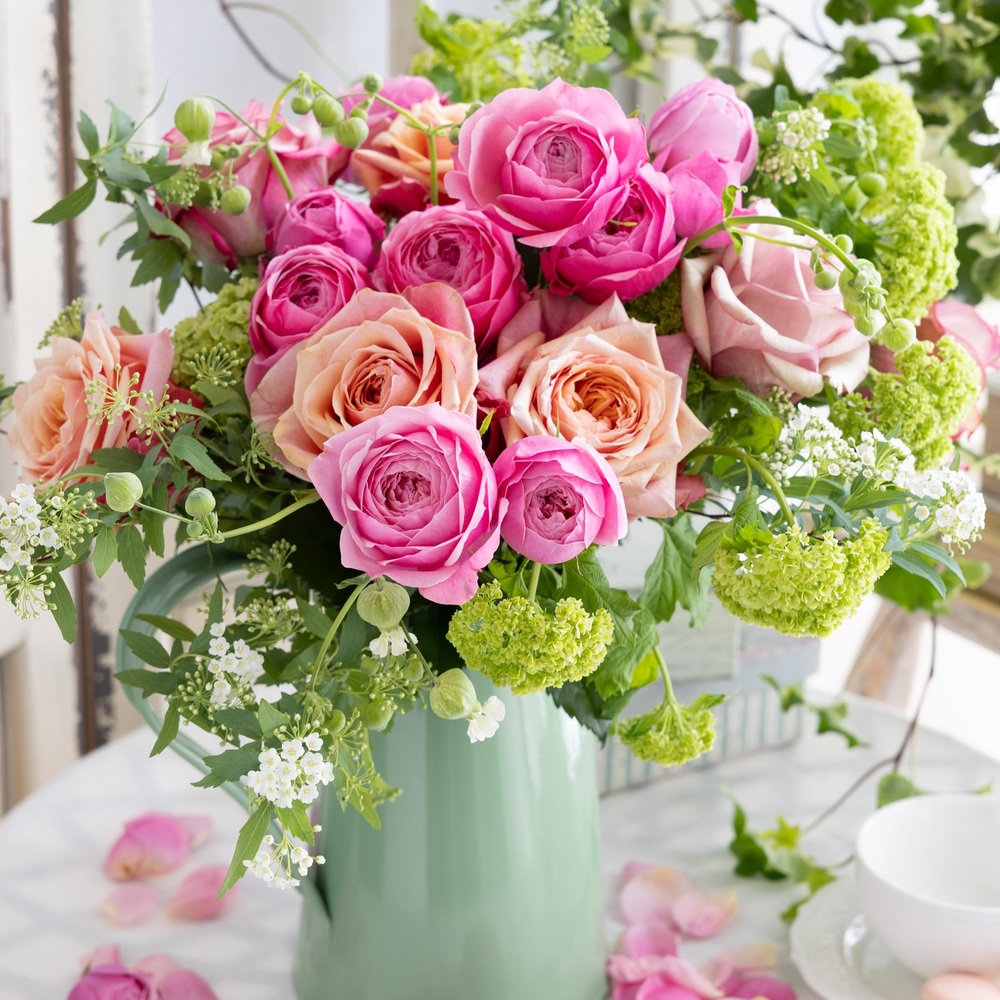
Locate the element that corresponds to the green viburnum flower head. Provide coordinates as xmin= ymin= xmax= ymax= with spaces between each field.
xmin=626 ymin=270 xmax=684 ymax=336
xmin=844 ymin=77 xmax=924 ymax=172
xmin=712 ymin=518 xmax=891 ymax=637
xmin=617 ymin=694 xmax=719 ymax=768
xmin=446 ymin=581 xmax=614 ymax=695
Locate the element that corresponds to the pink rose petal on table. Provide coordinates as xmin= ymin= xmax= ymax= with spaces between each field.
xmin=166 ymin=865 xmax=234 ymax=921
xmin=671 ymin=889 xmax=738 ymax=938
xmin=99 ymin=883 xmax=158 ymax=926
xmin=719 ymin=975 xmax=797 ymax=1000
xmin=620 ymin=866 xmax=696 ymax=923
xmin=104 ymin=813 xmax=190 ymax=880
xmin=636 ymin=980 xmax=704 ymax=1000
xmin=619 ymin=920 xmax=680 ymax=958
xmin=622 ymin=860 xmax=660 ymax=884
xmin=923 ymin=973 xmax=1000 ymax=1000
xmin=176 ymin=815 xmax=213 ymax=849
xmin=157 ymin=967 xmax=220 ymax=1000
xmin=79 ymin=944 xmax=122 ymax=973
xmin=68 ymin=962 xmax=158 ymax=999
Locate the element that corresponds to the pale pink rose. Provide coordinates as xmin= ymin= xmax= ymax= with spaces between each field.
xmin=681 ymin=212 xmax=869 ymax=399
xmin=541 ymin=164 xmax=684 ymax=302
xmin=103 ymin=813 xmax=191 ymax=881
xmin=375 ymin=204 xmax=528 ymax=357
xmin=267 ymin=186 xmax=385 ymax=267
xmin=667 ymin=153 xmax=746 ymax=249
xmin=245 ymin=243 xmax=372 ymax=393
xmin=9 ymin=313 xmax=172 ymax=484
xmin=250 ymin=285 xmax=478 ymax=478
xmin=166 ymin=865 xmax=234 ymax=921
xmin=99 ymin=884 xmax=158 ymax=926
xmin=445 ymin=79 xmax=648 ymax=248
xmin=494 ymin=436 xmax=627 ymax=564
xmin=68 ymin=963 xmax=158 ymax=1000
xmin=310 ymin=404 xmax=501 ymax=604
xmin=649 ymin=79 xmax=758 ymax=182
xmin=352 ymin=97 xmax=468 ymax=216
xmin=478 ymin=295 xmax=710 ymax=519
xmin=163 ymin=101 xmax=341 ymax=264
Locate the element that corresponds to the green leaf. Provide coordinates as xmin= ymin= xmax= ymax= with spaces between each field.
xmin=691 ymin=521 xmax=727 ymax=574
xmin=732 ymin=0 xmax=758 ymax=19
xmin=77 ymin=111 xmax=100 ymax=155
xmin=134 ymin=613 xmax=197 ymax=642
xmin=115 ymin=667 xmax=178 ymax=696
xmin=212 ymin=708 xmax=263 ymax=740
xmin=131 ymin=237 xmax=185 ymax=288
xmin=47 ymin=571 xmax=77 ymax=643
xmin=890 ymin=551 xmax=947 ymax=598
xmin=89 ymin=447 xmax=144 ymax=472
xmin=277 ymin=802 xmax=315 ymax=844
xmin=641 ymin=518 xmax=710 ymax=626
xmin=116 ymin=523 xmax=147 ymax=588
xmin=295 ymin=597 xmax=336 ymax=640
xmin=92 ymin=524 xmax=117 ymax=578
xmin=120 ymin=628 xmax=173 ymax=669
xmin=815 ymin=701 xmax=866 ymax=749
xmin=150 ymin=702 xmax=180 ymax=756
xmin=34 ymin=177 xmax=97 ymax=224
xmin=117 ymin=306 xmax=143 ymax=335
xmin=877 ymin=771 xmax=924 ymax=807
xmin=170 ymin=435 xmax=232 ymax=482
xmin=202 ymin=743 xmax=263 ymax=781
xmin=133 ymin=195 xmax=191 ymax=248
xmin=220 ymin=801 xmax=272 ymax=896
xmin=258 ymin=700 xmax=290 ymax=737
xmin=729 ymin=802 xmax=787 ymax=880
xmin=96 ymin=146 xmax=149 ymax=188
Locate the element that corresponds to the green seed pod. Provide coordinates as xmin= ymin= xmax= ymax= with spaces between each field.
xmin=333 ymin=117 xmax=370 ymax=149
xmin=854 ymin=314 xmax=879 ymax=337
xmin=184 ymin=487 xmax=216 ymax=517
xmin=104 ymin=472 xmax=144 ymax=513
xmin=327 ymin=709 xmax=347 ymax=735
xmin=834 ymin=234 xmax=854 ymax=255
xmin=209 ymin=149 xmax=226 ymax=171
xmin=813 ymin=269 xmax=837 ymax=291
xmin=360 ymin=699 xmax=395 ymax=731
xmin=841 ymin=182 xmax=866 ymax=212
xmin=174 ymin=97 xmax=215 ymax=143
xmin=857 ymin=171 xmax=887 ymax=198
xmin=877 ymin=318 xmax=918 ymax=351
xmin=401 ymin=659 xmax=424 ymax=683
xmin=350 ymin=104 xmax=369 ymax=120
xmin=220 ymin=185 xmax=251 ymax=215
xmin=448 ymin=125 xmax=461 ymax=146
xmin=429 ymin=668 xmax=479 ymax=721
xmin=362 ymin=73 xmax=383 ymax=95
xmin=356 ymin=578 xmax=410 ymax=631
xmin=291 ymin=92 xmax=314 ymax=115
xmin=312 ymin=93 xmax=345 ymax=127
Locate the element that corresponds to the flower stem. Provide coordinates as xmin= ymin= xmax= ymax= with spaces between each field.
xmin=689 ymin=444 xmax=797 ymax=528
xmin=217 ymin=491 xmax=320 ymax=539
xmin=526 ymin=560 xmax=542 ymax=602
xmin=310 ymin=580 xmax=368 ymax=689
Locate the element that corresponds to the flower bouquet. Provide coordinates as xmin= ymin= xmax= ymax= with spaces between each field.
xmin=1 ymin=25 xmax=992 ymax=998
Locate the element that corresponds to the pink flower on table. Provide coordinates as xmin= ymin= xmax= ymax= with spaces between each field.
xmin=163 ymin=101 xmax=341 ymax=265
xmin=494 ymin=436 xmax=627 ymax=564
xmin=667 ymin=153 xmax=747 ymax=249
xmin=478 ymin=294 xmax=709 ymax=519
xmin=310 ymin=404 xmax=501 ymax=604
xmin=68 ymin=962 xmax=158 ymax=999
xmin=249 ymin=285 xmax=478 ymax=478
xmin=103 ymin=812 xmax=208 ymax=880
xmin=445 ymin=79 xmax=649 ymax=248
xmin=166 ymin=864 xmax=234 ymax=921
xmin=267 ymin=186 xmax=385 ymax=267
xmin=9 ymin=313 xmax=172 ymax=484
xmin=649 ymin=79 xmax=758 ymax=183
xmin=99 ymin=884 xmax=158 ymax=926
xmin=610 ymin=954 xmax=724 ymax=1000
xmin=245 ymin=243 xmax=372 ymax=394
xmin=541 ymin=164 xmax=684 ymax=303
xmin=375 ymin=204 xmax=528 ymax=358
xmin=681 ymin=209 xmax=869 ymax=399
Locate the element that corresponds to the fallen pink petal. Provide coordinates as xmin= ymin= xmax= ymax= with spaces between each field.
xmin=166 ymin=864 xmax=234 ymax=921
xmin=718 ymin=973 xmax=797 ymax=1000
xmin=176 ymin=815 xmax=214 ymax=848
xmin=78 ymin=944 xmax=122 ymax=974
xmin=99 ymin=883 xmax=158 ymax=926
xmin=157 ymin=966 xmax=220 ymax=1000
xmin=671 ymin=889 xmax=739 ymax=939
xmin=620 ymin=866 xmax=696 ymax=924
xmin=103 ymin=812 xmax=190 ymax=881
xmin=618 ymin=919 xmax=679 ymax=958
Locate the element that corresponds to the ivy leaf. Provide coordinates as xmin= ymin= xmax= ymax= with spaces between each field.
xmin=33 ymin=176 xmax=98 ymax=224
xmin=219 ymin=801 xmax=272 ymax=896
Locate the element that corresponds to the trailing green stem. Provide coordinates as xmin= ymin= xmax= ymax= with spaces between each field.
xmin=526 ymin=560 xmax=542 ymax=602
xmin=310 ymin=580 xmax=368 ymax=688
xmin=689 ymin=444 xmax=797 ymax=528
xmin=217 ymin=491 xmax=320 ymax=539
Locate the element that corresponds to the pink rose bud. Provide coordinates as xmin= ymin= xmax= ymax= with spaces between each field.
xmin=103 ymin=812 xmax=191 ymax=881
xmin=166 ymin=864 xmax=235 ymax=922
xmin=667 ymin=151 xmax=746 ymax=248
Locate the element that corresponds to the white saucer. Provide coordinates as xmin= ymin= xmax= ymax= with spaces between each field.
xmin=790 ymin=878 xmax=925 ymax=1000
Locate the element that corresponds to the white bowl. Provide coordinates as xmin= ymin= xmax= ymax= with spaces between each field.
xmin=856 ymin=794 xmax=1000 ymax=978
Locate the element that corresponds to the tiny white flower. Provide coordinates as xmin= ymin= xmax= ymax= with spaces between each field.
xmin=466 ymin=696 xmax=506 ymax=743
xmin=209 ymin=636 xmax=229 ymax=657
xmin=232 ymin=638 xmax=250 ymax=658
xmin=281 ymin=738 xmax=304 ymax=762
xmin=304 ymin=733 xmax=323 ymax=753
xmin=258 ymin=747 xmax=281 ymax=771
xmin=210 ymin=622 xmax=226 ymax=638
xmin=180 ymin=139 xmax=212 ymax=167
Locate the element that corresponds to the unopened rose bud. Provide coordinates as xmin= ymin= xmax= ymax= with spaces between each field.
xmin=429 ymin=669 xmax=479 ymax=721
xmin=333 ymin=118 xmax=369 ymax=149
xmin=174 ymin=97 xmax=215 ymax=143
xmin=104 ymin=472 xmax=144 ymax=513
xmin=312 ymin=94 xmax=345 ymax=127
xmin=184 ymin=487 xmax=216 ymax=517
xmin=362 ymin=73 xmax=383 ymax=95
xmin=356 ymin=578 xmax=410 ymax=631
xmin=220 ymin=185 xmax=251 ymax=215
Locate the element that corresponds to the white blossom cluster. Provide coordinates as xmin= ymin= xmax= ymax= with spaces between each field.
xmin=765 ymin=405 xmax=861 ymax=484
xmin=896 ymin=466 xmax=986 ymax=548
xmin=205 ymin=622 xmax=265 ymax=708
xmin=759 ymin=107 xmax=831 ymax=185
xmin=241 ymin=732 xmax=335 ymax=808
xmin=855 ymin=429 xmax=915 ymax=482
xmin=1 ymin=484 xmax=62 ymax=573
xmin=244 ymin=831 xmax=326 ymax=889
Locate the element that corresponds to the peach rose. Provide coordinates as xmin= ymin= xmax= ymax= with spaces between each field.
xmin=477 ymin=295 xmax=709 ymax=518
xmin=351 ymin=97 xmax=467 ymax=215
xmin=250 ymin=285 xmax=478 ymax=478
xmin=9 ymin=313 xmax=173 ymax=483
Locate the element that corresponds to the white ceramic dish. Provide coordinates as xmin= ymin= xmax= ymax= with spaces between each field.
xmin=790 ymin=878 xmax=924 ymax=1000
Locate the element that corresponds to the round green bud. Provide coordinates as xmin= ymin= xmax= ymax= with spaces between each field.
xmin=356 ymin=578 xmax=410 ymax=631
xmin=858 ymin=171 xmax=887 ymax=198
xmin=362 ymin=73 xmax=383 ymax=95
xmin=401 ymin=659 xmax=423 ymax=683
xmin=327 ymin=709 xmax=347 ymax=735
xmin=360 ymin=699 xmax=395 ymax=731
xmin=349 ymin=104 xmax=369 ymax=120
xmin=854 ymin=314 xmax=879 ymax=337
xmin=209 ymin=150 xmax=226 ymax=170
xmin=757 ymin=122 xmax=777 ymax=146
xmin=834 ymin=234 xmax=854 ymax=255
xmin=333 ymin=117 xmax=369 ymax=149
xmin=813 ymin=269 xmax=837 ymax=291
xmin=448 ymin=125 xmax=462 ymax=146
xmin=174 ymin=97 xmax=215 ymax=143
xmin=312 ymin=93 xmax=345 ymax=127
xmin=841 ymin=182 xmax=866 ymax=212
xmin=466 ymin=102 xmax=484 ymax=116
xmin=836 ymin=174 xmax=855 ymax=191
xmin=429 ymin=668 xmax=479 ymax=721
xmin=184 ymin=487 xmax=216 ymax=517
xmin=291 ymin=92 xmax=314 ymax=115
xmin=104 ymin=472 xmax=144 ymax=513
xmin=877 ymin=317 xmax=918 ymax=351
xmin=838 ymin=267 xmax=860 ymax=300
xmin=220 ymin=185 xmax=251 ymax=215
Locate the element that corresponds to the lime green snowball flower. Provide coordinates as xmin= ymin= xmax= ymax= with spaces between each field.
xmin=447 ymin=581 xmax=614 ymax=694
xmin=712 ymin=519 xmax=891 ymax=637
xmin=846 ymin=78 xmax=924 ymax=171
xmin=616 ymin=694 xmax=718 ymax=768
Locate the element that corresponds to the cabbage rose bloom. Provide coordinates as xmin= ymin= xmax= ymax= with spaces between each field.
xmin=541 ymin=164 xmax=684 ymax=303
xmin=445 ymin=79 xmax=648 ymax=248
xmin=250 ymin=286 xmax=479 ymax=478
xmin=310 ymin=404 xmax=502 ymax=604
xmin=681 ymin=215 xmax=870 ymax=398
xmin=478 ymin=295 xmax=709 ymax=519
xmin=375 ymin=204 xmax=528 ymax=357
xmin=494 ymin=436 xmax=627 ymax=563
xmin=649 ymin=78 xmax=758 ymax=182
xmin=9 ymin=313 xmax=172 ymax=483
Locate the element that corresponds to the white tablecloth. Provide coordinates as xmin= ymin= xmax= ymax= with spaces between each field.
xmin=0 ymin=696 xmax=994 ymax=999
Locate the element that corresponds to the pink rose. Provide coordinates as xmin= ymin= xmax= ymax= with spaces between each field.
xmin=250 ymin=285 xmax=478 ymax=478
xmin=541 ymin=164 xmax=684 ymax=302
xmin=311 ymin=404 xmax=501 ymax=604
xmin=667 ymin=152 xmax=746 ymax=249
xmin=68 ymin=963 xmax=158 ymax=1000
xmin=375 ymin=205 xmax=528 ymax=357
xmin=352 ymin=97 xmax=468 ymax=216
xmin=649 ymin=79 xmax=758 ymax=182
xmin=245 ymin=243 xmax=372 ymax=393
xmin=478 ymin=295 xmax=709 ymax=519
xmin=445 ymin=79 xmax=649 ymax=248
xmin=163 ymin=101 xmax=341 ymax=264
xmin=267 ymin=186 xmax=385 ymax=267
xmin=681 ymin=212 xmax=869 ymax=398
xmin=494 ymin=436 xmax=627 ymax=564
xmin=9 ymin=313 xmax=172 ymax=483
